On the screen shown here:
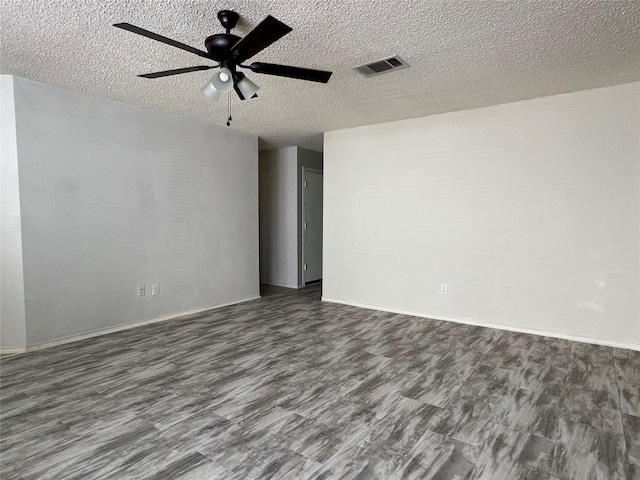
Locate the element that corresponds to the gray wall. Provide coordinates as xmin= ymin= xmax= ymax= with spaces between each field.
xmin=258 ymin=147 xmax=299 ymax=287
xmin=324 ymin=82 xmax=639 ymax=348
xmin=13 ymin=77 xmax=259 ymax=346
xmin=0 ymin=75 xmax=27 ymax=350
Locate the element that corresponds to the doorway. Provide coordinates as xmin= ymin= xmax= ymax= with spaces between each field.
xmin=302 ymin=167 xmax=323 ymax=285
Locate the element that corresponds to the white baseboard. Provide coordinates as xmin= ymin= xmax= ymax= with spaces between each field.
xmin=322 ymin=297 xmax=640 ymax=352
xmin=0 ymin=347 xmax=27 ymax=356
xmin=0 ymin=295 xmax=260 ymax=355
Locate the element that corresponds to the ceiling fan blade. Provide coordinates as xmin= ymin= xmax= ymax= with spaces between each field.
xmin=138 ymin=66 xmax=214 ymax=79
xmin=231 ymin=16 xmax=292 ymax=63
xmin=113 ymin=23 xmax=212 ymax=59
xmin=247 ymin=62 xmax=332 ymax=83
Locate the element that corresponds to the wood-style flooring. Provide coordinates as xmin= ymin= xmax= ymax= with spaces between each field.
xmin=1 ymin=285 xmax=639 ymax=479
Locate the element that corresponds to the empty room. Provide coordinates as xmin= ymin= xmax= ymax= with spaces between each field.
xmin=1 ymin=0 xmax=639 ymax=479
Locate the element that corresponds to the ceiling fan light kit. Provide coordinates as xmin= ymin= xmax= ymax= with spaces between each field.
xmin=236 ymin=74 xmax=260 ymax=99
xmin=114 ymin=9 xmax=332 ymax=126
xmin=211 ymin=67 xmax=234 ymax=92
xmin=201 ymin=81 xmax=221 ymax=100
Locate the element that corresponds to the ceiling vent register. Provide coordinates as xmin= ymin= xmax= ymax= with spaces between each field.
xmin=354 ymin=56 xmax=409 ymax=77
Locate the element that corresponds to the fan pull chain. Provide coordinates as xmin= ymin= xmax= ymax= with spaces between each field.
xmin=226 ymin=92 xmax=232 ymax=127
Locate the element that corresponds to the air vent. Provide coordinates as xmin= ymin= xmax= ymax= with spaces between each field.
xmin=354 ymin=56 xmax=409 ymax=77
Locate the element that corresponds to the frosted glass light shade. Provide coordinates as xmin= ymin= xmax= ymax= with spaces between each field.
xmin=212 ymin=67 xmax=234 ymax=92
xmin=237 ymin=76 xmax=260 ymax=99
xmin=201 ymin=81 xmax=221 ymax=100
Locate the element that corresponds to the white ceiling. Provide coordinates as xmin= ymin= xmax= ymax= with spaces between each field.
xmin=1 ymin=1 xmax=639 ymax=151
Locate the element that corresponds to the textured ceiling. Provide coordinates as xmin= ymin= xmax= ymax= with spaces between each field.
xmin=1 ymin=0 xmax=639 ymax=151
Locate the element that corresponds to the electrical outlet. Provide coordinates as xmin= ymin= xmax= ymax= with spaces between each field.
xmin=440 ymin=284 xmax=448 ymax=295
xmin=151 ymin=284 xmax=159 ymax=296
xmin=138 ymin=285 xmax=145 ymax=297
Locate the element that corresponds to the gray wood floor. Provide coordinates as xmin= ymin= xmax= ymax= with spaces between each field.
xmin=1 ymin=285 xmax=639 ymax=479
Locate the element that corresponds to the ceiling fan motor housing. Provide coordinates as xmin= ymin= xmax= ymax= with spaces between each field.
xmin=205 ymin=34 xmax=241 ymax=61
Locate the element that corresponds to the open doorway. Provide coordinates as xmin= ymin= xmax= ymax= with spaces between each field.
xmin=258 ymin=147 xmax=323 ymax=297
xmin=302 ymin=167 xmax=323 ymax=286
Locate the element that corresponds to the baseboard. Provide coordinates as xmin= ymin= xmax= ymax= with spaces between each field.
xmin=2 ymin=295 xmax=260 ymax=355
xmin=322 ymin=297 xmax=640 ymax=352
xmin=262 ymin=282 xmax=300 ymax=289
xmin=0 ymin=347 xmax=27 ymax=356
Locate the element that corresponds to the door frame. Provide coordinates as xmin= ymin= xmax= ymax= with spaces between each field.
xmin=301 ymin=167 xmax=323 ymax=286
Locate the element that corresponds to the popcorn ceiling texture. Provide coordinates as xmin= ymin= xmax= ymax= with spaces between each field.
xmin=1 ymin=0 xmax=639 ymax=151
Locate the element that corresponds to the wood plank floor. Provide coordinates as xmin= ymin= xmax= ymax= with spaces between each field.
xmin=1 ymin=285 xmax=639 ymax=479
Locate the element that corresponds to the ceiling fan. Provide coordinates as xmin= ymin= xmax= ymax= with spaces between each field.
xmin=114 ymin=10 xmax=332 ymax=125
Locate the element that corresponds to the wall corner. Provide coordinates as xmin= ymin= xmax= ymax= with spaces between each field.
xmin=1 ymin=74 xmax=28 ymax=351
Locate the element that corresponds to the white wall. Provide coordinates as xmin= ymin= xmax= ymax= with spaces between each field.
xmin=324 ymin=82 xmax=640 ymax=349
xmin=259 ymin=147 xmax=299 ymax=287
xmin=0 ymin=75 xmax=27 ymax=351
xmin=12 ymin=77 xmax=259 ymax=346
